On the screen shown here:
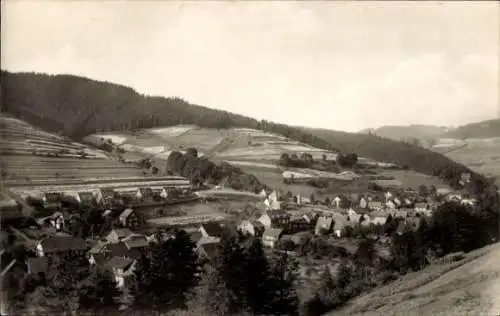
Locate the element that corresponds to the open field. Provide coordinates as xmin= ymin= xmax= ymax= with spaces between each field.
xmin=326 ymin=242 xmax=500 ymax=316
xmin=429 ymin=138 xmax=500 ymax=183
xmin=377 ymin=170 xmax=452 ymax=189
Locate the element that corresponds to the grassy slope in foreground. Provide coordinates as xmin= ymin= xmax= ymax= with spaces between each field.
xmin=326 ymin=242 xmax=500 ymax=316
xmin=1 ymin=70 xmax=488 ymax=190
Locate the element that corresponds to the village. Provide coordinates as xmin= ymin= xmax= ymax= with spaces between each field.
xmin=0 ymin=170 xmax=478 ymax=294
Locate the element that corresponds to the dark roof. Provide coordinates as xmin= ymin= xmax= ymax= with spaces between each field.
xmin=90 ymin=253 xmax=108 ymax=266
xmin=106 ymin=242 xmax=129 ymax=257
xmin=123 ymin=234 xmax=149 ymax=249
xmin=201 ymin=222 xmax=225 ymax=238
xmin=110 ymin=228 xmax=133 ymax=239
xmin=188 ymin=231 xmax=203 ymax=243
xmin=105 ymin=242 xmax=142 ymax=260
xmin=104 ymin=256 xmax=134 ymax=270
xmin=40 ymin=236 xmax=87 ymax=253
xmin=199 ymin=242 xmax=219 ymax=260
xmin=263 ymin=228 xmax=284 ymax=239
xmin=27 ymin=257 xmax=48 ymax=274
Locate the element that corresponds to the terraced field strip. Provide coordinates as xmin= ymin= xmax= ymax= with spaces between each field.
xmin=9 ymin=179 xmax=191 ymax=194
xmin=4 ymin=175 xmax=189 ymax=187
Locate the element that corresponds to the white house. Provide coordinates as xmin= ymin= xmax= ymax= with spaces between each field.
xmin=259 ymin=189 xmax=267 ymax=198
xmin=333 ymin=196 xmax=341 ymax=208
xmin=359 ymin=197 xmax=368 ymax=209
xmin=104 ymin=256 xmax=136 ymax=288
xmin=386 ymin=200 xmax=397 ymax=209
xmin=262 ymin=228 xmax=283 ymax=248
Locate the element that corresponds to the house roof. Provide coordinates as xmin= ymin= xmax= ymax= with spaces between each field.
xmin=27 ymin=257 xmax=48 ymax=274
xmin=123 ymin=234 xmax=149 ymax=249
xmin=263 ymin=228 xmax=283 ymax=239
xmin=414 ymin=203 xmax=428 ymax=208
xmin=315 ymin=216 xmax=333 ymax=231
xmin=39 ymin=236 xmax=87 ymax=253
xmin=199 ymin=242 xmax=219 ymax=260
xmin=188 ymin=231 xmax=203 ymax=243
xmin=201 ymin=222 xmax=225 ymax=238
xmin=109 ymin=228 xmax=133 ymax=239
xmin=104 ymin=256 xmax=134 ymax=270
xmin=119 ymin=208 xmax=134 ymax=220
xmin=332 ymin=214 xmax=348 ymax=231
xmin=105 ymin=242 xmax=142 ymax=259
xmin=90 ymin=253 xmax=108 ymax=266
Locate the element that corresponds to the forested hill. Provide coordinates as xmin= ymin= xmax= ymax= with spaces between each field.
xmin=1 ymin=70 xmax=495 ymax=196
xmin=441 ymin=119 xmax=500 ymax=139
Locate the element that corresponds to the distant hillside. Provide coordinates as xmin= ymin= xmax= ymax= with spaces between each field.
xmin=360 ymin=125 xmax=450 ymax=141
xmin=1 ymin=70 xmax=494 ymax=194
xmin=442 ymin=119 xmax=500 ymax=139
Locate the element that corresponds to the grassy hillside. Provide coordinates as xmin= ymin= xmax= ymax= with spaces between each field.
xmin=326 ymin=242 xmax=500 ymax=316
xmin=1 ymin=70 xmax=494 ymax=195
xmin=441 ymin=119 xmax=500 ymax=139
xmin=360 ymin=125 xmax=449 ymax=142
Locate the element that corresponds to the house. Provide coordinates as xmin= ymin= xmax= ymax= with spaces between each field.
xmin=437 ymin=188 xmax=452 ymax=196
xmin=332 ymin=214 xmax=348 ymax=238
xmin=238 ymin=220 xmax=264 ymax=237
xmin=414 ymin=203 xmax=428 ymax=212
xmin=200 ymin=222 xmax=225 ymax=239
xmin=371 ymin=215 xmax=388 ymax=226
xmin=262 ymin=228 xmax=284 ymax=248
xmin=36 ymin=236 xmax=87 ymax=257
xmin=314 ymin=216 xmax=333 ymax=235
xmin=118 ymin=208 xmax=141 ymax=229
xmin=78 ymin=192 xmax=95 ymax=207
xmin=461 ymin=198 xmax=477 ymax=206
xmin=264 ymin=198 xmax=281 ymax=211
xmin=122 ymin=234 xmax=149 ymax=250
xmin=268 ymin=190 xmax=280 ymax=203
xmin=332 ymin=196 xmax=341 ymax=208
xmin=296 ymin=194 xmax=311 ymax=206
xmin=359 ymin=214 xmax=371 ymax=227
xmin=289 ymin=216 xmax=312 ymax=233
xmin=106 ymin=228 xmax=134 ymax=243
xmin=197 ymin=241 xmax=219 ymax=262
xmin=393 ymin=198 xmax=402 ymax=207
xmin=104 ymin=256 xmax=135 ymax=288
xmin=88 ymin=253 xmax=108 ymax=266
xmin=368 ymin=201 xmax=383 ymax=211
xmin=48 ymin=212 xmax=65 ymax=231
xmin=258 ymin=211 xmax=291 ymax=229
xmin=386 ymin=200 xmax=397 ymax=209
xmin=395 ymin=220 xmax=412 ymax=235
xmin=26 ymin=257 xmax=48 ymax=275
xmin=259 ymin=189 xmax=268 ymax=198
xmin=104 ymin=242 xmax=142 ymax=260
xmin=359 ymin=197 xmax=368 ymax=209
xmin=384 ymin=191 xmax=393 ymax=201
xmin=187 ymin=230 xmax=203 ymax=244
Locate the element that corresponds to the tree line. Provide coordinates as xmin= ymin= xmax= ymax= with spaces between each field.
xmin=166 ymin=148 xmax=270 ymax=193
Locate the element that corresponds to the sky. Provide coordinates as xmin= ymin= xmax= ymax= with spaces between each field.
xmin=2 ymin=1 xmax=499 ymax=132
